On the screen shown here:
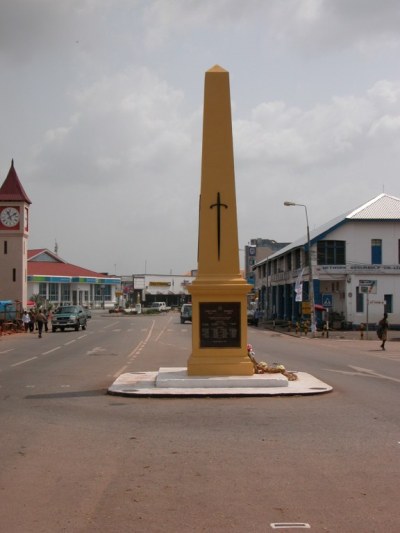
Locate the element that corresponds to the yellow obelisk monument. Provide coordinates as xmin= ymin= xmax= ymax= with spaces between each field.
xmin=187 ymin=65 xmax=254 ymax=376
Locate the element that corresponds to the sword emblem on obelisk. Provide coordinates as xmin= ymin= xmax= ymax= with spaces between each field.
xmin=210 ymin=192 xmax=228 ymax=260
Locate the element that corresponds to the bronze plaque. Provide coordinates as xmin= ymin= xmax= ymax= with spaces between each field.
xmin=199 ymin=302 xmax=241 ymax=348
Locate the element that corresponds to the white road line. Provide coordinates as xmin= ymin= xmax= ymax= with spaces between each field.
xmin=11 ymin=356 xmax=38 ymax=367
xmin=77 ymin=334 xmax=87 ymax=339
xmin=64 ymin=340 xmax=76 ymax=345
xmin=113 ymin=320 xmax=156 ymax=378
xmin=114 ymin=364 xmax=128 ymax=377
xmin=0 ymin=349 xmax=15 ymax=354
xmin=42 ymin=346 xmax=61 ymax=355
xmin=103 ymin=322 xmax=119 ymax=329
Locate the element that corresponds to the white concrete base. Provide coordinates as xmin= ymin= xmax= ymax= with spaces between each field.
xmin=108 ymin=367 xmax=332 ymax=396
xmin=156 ymin=367 xmax=288 ymax=388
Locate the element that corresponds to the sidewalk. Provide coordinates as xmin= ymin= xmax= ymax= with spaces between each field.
xmin=260 ymin=324 xmax=400 ymax=342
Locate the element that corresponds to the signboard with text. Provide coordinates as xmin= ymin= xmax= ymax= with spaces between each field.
xmin=359 ymin=280 xmax=377 ymax=294
xmin=199 ymin=302 xmax=241 ymax=348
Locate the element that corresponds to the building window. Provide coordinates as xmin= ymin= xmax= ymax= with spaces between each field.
xmin=61 ymin=284 xmax=70 ymax=302
xmin=95 ymin=285 xmax=111 ymax=301
xmin=39 ymin=283 xmax=47 ymax=300
xmin=317 ymin=240 xmax=346 ymax=265
xmin=371 ymin=239 xmax=382 ymax=264
xmin=12 ymin=268 xmax=16 ymax=282
xmin=294 ymin=249 xmax=301 ymax=269
xmin=356 ymin=286 xmax=364 ymax=313
xmin=48 ymin=283 xmax=58 ymax=301
xmin=4 ymin=241 xmax=7 ymax=254
xmin=384 ymin=294 xmax=393 ymax=314
xmin=286 ymin=253 xmax=292 ymax=271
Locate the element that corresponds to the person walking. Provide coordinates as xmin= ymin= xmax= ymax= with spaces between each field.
xmin=36 ymin=309 xmax=46 ymax=339
xmin=378 ymin=312 xmax=389 ymax=350
xmin=22 ymin=311 xmax=30 ymax=332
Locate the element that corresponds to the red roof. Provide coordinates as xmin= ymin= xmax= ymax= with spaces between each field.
xmin=28 ymin=249 xmax=114 ymax=278
xmin=0 ymin=160 xmax=32 ymax=204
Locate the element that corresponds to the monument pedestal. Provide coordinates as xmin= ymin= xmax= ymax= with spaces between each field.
xmin=187 ymin=277 xmax=253 ymax=376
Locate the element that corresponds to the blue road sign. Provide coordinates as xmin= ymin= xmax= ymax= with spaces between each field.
xmin=322 ymin=294 xmax=333 ymax=308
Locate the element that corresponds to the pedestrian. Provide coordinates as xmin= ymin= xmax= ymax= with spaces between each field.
xmin=43 ymin=309 xmax=49 ymax=332
xmin=28 ymin=311 xmax=35 ymax=332
xmin=22 ymin=311 xmax=30 ymax=332
xmin=377 ymin=313 xmax=389 ymax=350
xmin=36 ymin=309 xmax=46 ymax=338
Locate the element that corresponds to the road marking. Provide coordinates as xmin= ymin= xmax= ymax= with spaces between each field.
xmin=327 ymin=365 xmax=400 ymax=384
xmin=11 ymin=356 xmax=38 ymax=367
xmin=271 ymin=524 xmax=310 ymax=530
xmin=112 ymin=329 xmax=122 ymax=332
xmin=113 ymin=320 xmax=156 ymax=377
xmin=77 ymin=334 xmax=87 ymax=339
xmin=42 ymin=346 xmax=61 ymax=355
xmin=115 ymin=364 xmax=128 ymax=375
xmin=64 ymin=340 xmax=76 ymax=345
xmin=103 ymin=322 xmax=119 ymax=329
xmin=87 ymin=347 xmax=106 ymax=355
xmin=0 ymin=349 xmax=14 ymax=354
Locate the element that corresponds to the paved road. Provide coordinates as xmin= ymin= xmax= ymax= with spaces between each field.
xmin=0 ymin=312 xmax=399 ymax=532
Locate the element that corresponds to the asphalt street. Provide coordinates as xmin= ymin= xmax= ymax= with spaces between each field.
xmin=0 ymin=311 xmax=399 ymax=532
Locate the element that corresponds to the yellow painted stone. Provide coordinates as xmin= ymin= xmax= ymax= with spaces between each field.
xmin=187 ymin=66 xmax=253 ymax=376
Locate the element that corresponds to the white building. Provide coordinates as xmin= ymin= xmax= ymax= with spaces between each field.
xmin=120 ymin=273 xmax=195 ymax=308
xmin=28 ymin=249 xmax=121 ymax=309
xmin=253 ymin=194 xmax=400 ymax=329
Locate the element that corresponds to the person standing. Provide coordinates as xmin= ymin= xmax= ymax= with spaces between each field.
xmin=36 ymin=309 xmax=46 ymax=339
xmin=378 ymin=312 xmax=389 ymax=350
xmin=28 ymin=311 xmax=35 ymax=332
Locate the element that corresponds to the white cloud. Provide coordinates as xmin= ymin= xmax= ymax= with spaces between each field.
xmin=2 ymin=0 xmax=400 ymax=273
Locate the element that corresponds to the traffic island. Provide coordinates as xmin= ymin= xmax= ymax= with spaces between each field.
xmin=107 ymin=368 xmax=332 ymax=397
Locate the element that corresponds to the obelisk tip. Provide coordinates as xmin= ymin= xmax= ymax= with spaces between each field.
xmin=207 ymin=65 xmax=228 ymax=73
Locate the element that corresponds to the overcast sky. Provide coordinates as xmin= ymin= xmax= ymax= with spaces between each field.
xmin=1 ymin=0 xmax=400 ymax=275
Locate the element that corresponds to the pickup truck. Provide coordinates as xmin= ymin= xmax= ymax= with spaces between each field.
xmin=150 ymin=302 xmax=171 ymax=312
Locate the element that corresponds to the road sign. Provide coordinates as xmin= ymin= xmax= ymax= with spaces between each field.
xmin=302 ymin=302 xmax=311 ymax=314
xmin=359 ymin=280 xmax=377 ymax=294
xmin=322 ymin=294 xmax=333 ymax=308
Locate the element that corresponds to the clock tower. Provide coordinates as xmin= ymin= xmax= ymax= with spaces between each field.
xmin=0 ymin=160 xmax=32 ymax=306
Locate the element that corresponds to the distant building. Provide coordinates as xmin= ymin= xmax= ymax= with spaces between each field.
xmin=245 ymin=239 xmax=289 ymax=288
xmin=28 ymin=249 xmax=121 ymax=309
xmin=120 ymin=273 xmax=195 ymax=308
xmin=253 ymin=194 xmax=400 ymax=328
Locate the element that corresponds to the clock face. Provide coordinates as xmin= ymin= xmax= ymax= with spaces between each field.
xmin=0 ymin=207 xmax=20 ymax=227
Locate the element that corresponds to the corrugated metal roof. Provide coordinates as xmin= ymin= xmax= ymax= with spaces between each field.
xmin=256 ymin=193 xmax=400 ymax=265
xmin=347 ymin=193 xmax=400 ymax=219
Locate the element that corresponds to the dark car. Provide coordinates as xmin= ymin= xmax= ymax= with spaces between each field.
xmin=180 ymin=303 xmax=192 ymax=324
xmin=52 ymin=305 xmax=87 ymax=332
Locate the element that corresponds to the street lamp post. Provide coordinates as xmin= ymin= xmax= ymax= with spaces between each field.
xmin=284 ymin=201 xmax=316 ymax=337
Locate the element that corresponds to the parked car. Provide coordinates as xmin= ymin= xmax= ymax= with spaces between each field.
xmin=150 ymin=302 xmax=171 ymax=312
xmin=52 ymin=305 xmax=87 ymax=332
xmin=180 ymin=303 xmax=192 ymax=324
